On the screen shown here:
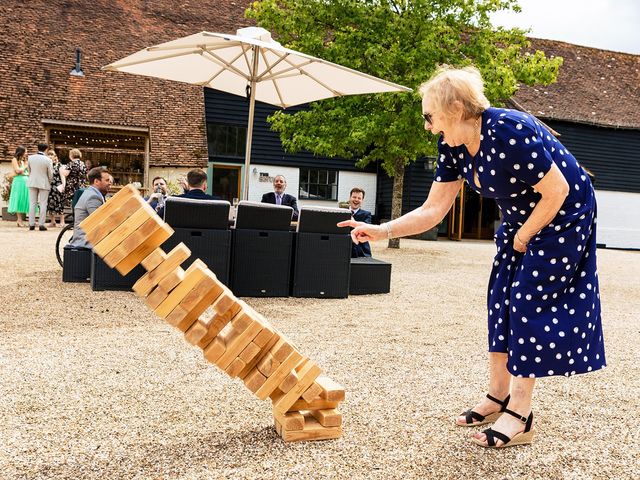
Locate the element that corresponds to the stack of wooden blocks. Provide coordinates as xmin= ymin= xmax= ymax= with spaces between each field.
xmin=79 ymin=185 xmax=345 ymax=442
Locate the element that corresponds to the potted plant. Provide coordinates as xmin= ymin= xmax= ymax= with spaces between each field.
xmin=1 ymin=173 xmax=17 ymax=221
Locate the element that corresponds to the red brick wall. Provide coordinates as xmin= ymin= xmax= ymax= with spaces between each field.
xmin=0 ymin=0 xmax=253 ymax=167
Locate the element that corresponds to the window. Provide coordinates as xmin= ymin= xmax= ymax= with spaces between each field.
xmin=299 ymin=168 xmax=338 ymax=200
xmin=207 ymin=123 xmax=246 ymax=157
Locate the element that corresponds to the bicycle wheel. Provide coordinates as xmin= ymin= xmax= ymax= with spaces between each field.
xmin=56 ymin=223 xmax=75 ymax=267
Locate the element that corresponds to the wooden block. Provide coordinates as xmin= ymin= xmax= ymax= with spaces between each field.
xmin=166 ymin=273 xmax=224 ymax=332
xmin=272 ymin=360 xmax=322 ymax=415
xmin=93 ymin=203 xmax=156 ymax=258
xmin=278 ymin=371 xmax=298 ymax=394
xmin=203 ymin=336 xmax=226 ymax=364
xmin=309 ymin=408 xmax=342 ymax=428
xmin=215 ymin=320 xmax=263 ymax=371
xmin=211 ymin=287 xmax=238 ymax=315
xmin=79 ymin=185 xmax=138 ymax=237
xmin=186 ymin=303 xmax=242 ymax=349
xmin=158 ymin=267 xmax=185 ymax=293
xmin=237 ymin=332 xmax=281 ymax=380
xmin=274 ymin=418 xmax=283 ymax=437
xmin=154 ymin=265 xmax=208 ymax=319
xmin=243 ymin=368 xmax=267 ymax=394
xmin=252 ymin=323 xmax=275 ymax=348
xmin=279 ymin=415 xmax=341 ymax=442
xmin=287 ymin=398 xmax=340 ymax=412
xmin=239 ymin=342 xmax=261 ymax=364
xmin=255 ymin=350 xmax=304 ymax=401
xmin=132 ymin=243 xmax=191 ymax=297
xmin=257 ymin=353 xmax=280 ymax=378
xmin=273 ymin=410 xmax=305 ymax=431
xmin=145 ymin=285 xmax=170 ymax=310
xmin=272 ymin=340 xmax=295 ymax=363
xmin=225 ymin=357 xmax=246 ymax=378
xmin=85 ymin=195 xmax=143 ymax=246
xmin=302 ymin=381 xmax=323 ymax=403
xmin=141 ymin=249 xmax=167 ymax=271
xmin=115 ymin=222 xmax=173 ymax=275
xmin=102 ymin=216 xmax=163 ymax=268
xmin=316 ymin=376 xmax=346 ymax=402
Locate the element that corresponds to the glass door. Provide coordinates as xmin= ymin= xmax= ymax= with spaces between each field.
xmin=210 ymin=165 xmax=241 ymax=203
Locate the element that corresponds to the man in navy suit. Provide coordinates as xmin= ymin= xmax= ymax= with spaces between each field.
xmin=348 ymin=187 xmax=372 ymax=257
xmin=261 ymin=174 xmax=299 ymax=220
xmin=157 ymin=169 xmax=220 ymax=218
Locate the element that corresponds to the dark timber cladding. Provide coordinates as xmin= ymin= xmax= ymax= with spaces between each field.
xmin=544 ymin=120 xmax=640 ymax=194
xmin=204 ymin=88 xmax=376 ymax=173
xmin=376 ymin=158 xmax=434 ymax=221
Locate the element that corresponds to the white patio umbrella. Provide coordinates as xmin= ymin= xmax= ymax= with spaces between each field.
xmin=104 ymin=27 xmax=412 ymax=199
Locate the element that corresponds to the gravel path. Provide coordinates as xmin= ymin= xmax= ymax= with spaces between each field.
xmin=0 ymin=222 xmax=638 ymax=479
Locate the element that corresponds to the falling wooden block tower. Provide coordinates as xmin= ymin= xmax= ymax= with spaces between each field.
xmin=80 ymin=185 xmax=344 ymax=442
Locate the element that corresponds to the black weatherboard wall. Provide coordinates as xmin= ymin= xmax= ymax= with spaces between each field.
xmin=203 ymin=88 xmax=376 ymax=174
xmin=544 ymin=120 xmax=640 ymax=193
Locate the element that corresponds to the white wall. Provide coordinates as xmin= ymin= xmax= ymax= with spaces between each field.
xmin=337 ymin=171 xmax=377 ymax=214
xmin=245 ymin=165 xmax=377 ymax=215
xmin=246 ymin=164 xmax=300 ymax=203
xmin=595 ymin=189 xmax=640 ymax=249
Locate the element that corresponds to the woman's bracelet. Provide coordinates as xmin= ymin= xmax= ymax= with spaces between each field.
xmin=384 ymin=222 xmax=393 ymax=239
xmin=515 ymin=231 xmax=528 ymax=247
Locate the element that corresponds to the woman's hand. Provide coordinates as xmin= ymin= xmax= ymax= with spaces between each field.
xmin=513 ymin=230 xmax=530 ymax=253
xmin=337 ymin=219 xmax=386 ymax=244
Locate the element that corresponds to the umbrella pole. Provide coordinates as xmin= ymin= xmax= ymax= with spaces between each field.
xmin=243 ymin=46 xmax=260 ymax=200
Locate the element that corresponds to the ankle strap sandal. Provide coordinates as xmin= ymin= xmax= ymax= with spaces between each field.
xmin=473 ymin=409 xmax=535 ymax=448
xmin=457 ymin=393 xmax=511 ymax=427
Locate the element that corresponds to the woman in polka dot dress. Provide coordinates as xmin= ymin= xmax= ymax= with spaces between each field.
xmin=340 ymin=65 xmax=605 ymax=448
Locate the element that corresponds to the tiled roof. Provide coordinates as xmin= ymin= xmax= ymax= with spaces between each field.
xmin=511 ymin=38 xmax=640 ymax=129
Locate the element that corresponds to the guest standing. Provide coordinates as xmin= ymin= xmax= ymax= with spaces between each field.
xmin=46 ymin=149 xmax=66 ymax=227
xmin=7 ymin=146 xmax=30 ymax=227
xmin=63 ymin=148 xmax=87 ymax=207
xmin=27 ymin=142 xmax=53 ymax=231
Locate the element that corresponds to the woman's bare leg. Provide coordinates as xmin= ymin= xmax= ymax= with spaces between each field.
xmin=473 ymin=376 xmax=535 ymax=445
xmin=456 ymin=352 xmax=511 ymax=424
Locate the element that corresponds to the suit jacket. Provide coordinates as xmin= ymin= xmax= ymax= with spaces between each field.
xmin=261 ymin=192 xmax=299 ymax=220
xmin=68 ymin=186 xmax=105 ymax=248
xmin=27 ymin=152 xmax=53 ymax=190
xmin=351 ymin=208 xmax=372 ymax=258
xmin=156 ymin=188 xmax=220 ymax=218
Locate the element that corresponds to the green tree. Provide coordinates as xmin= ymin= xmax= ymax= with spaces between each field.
xmin=248 ymin=0 xmax=562 ymax=248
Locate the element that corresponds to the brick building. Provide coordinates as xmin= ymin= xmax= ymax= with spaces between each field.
xmin=0 ymin=0 xmax=252 ymax=193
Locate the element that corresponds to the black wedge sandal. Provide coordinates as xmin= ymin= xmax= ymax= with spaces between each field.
xmin=472 ymin=409 xmax=534 ymax=448
xmin=456 ymin=393 xmax=511 ymax=427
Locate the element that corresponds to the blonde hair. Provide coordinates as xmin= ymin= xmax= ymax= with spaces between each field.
xmin=419 ymin=65 xmax=490 ymax=120
xmin=69 ymin=148 xmax=82 ymax=160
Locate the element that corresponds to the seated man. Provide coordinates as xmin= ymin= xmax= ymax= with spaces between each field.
xmin=261 ymin=174 xmax=299 ymax=220
xmin=146 ymin=176 xmax=169 ymax=213
xmin=157 ymin=168 xmax=220 ymax=218
xmin=348 ymin=187 xmax=372 ymax=258
xmin=68 ymin=167 xmax=113 ymax=248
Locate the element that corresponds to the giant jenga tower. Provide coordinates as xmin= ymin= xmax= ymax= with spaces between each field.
xmin=80 ymin=185 xmax=344 ymax=442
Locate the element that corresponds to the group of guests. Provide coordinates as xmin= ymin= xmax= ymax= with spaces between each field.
xmin=7 ymin=143 xmax=88 ymax=229
xmin=145 ymin=170 xmax=374 ymax=258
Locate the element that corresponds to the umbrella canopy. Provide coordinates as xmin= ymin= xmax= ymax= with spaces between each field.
xmin=104 ymin=27 xmax=412 ymax=198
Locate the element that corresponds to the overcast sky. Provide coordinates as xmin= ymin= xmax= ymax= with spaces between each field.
xmin=490 ymin=0 xmax=640 ymax=55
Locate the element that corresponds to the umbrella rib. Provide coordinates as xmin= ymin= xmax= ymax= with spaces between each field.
xmin=147 ymin=40 xmax=244 ymax=52
xmin=256 ymin=52 xmax=293 ymax=81
xmin=200 ymin=49 xmax=250 ymax=81
xmin=104 ymin=48 xmax=203 ymax=70
xmin=258 ymin=60 xmax=314 ymax=82
xmin=258 ymin=49 xmax=286 ymax=106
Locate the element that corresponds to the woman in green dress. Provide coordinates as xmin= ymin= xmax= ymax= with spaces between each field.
xmin=7 ymin=146 xmax=29 ymax=227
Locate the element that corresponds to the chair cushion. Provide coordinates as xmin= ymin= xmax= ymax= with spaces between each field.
xmin=163 ymin=197 xmax=230 ymax=229
xmin=234 ymin=201 xmax=293 ymax=231
xmin=296 ymin=206 xmax=352 ymax=234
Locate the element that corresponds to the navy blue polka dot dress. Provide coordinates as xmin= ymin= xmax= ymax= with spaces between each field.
xmin=435 ymin=107 xmax=606 ymax=378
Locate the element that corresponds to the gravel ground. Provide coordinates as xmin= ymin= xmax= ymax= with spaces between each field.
xmin=0 ymin=222 xmax=638 ymax=480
